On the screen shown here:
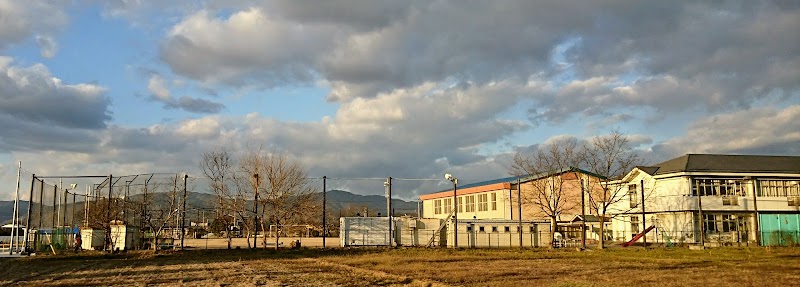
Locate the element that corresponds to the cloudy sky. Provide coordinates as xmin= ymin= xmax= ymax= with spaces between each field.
xmin=0 ymin=1 xmax=798 ymax=201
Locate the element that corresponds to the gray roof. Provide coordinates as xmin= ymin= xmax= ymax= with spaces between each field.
xmin=649 ymin=154 xmax=800 ymax=175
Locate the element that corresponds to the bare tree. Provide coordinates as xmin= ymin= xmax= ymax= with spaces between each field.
xmin=129 ymin=176 xmax=183 ymax=252
xmin=200 ymin=149 xmax=238 ymax=249
xmin=243 ymin=151 xmax=317 ymax=250
xmin=511 ymin=137 xmax=583 ymax=245
xmin=582 ymin=130 xmax=643 ymax=249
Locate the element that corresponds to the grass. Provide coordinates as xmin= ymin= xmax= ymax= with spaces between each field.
xmin=1 ymin=247 xmax=798 ymax=286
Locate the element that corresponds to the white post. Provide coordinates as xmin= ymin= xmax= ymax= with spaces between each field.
xmin=10 ymin=161 xmax=21 ymax=255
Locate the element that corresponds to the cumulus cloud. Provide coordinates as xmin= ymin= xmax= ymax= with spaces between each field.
xmin=652 ymin=105 xmax=800 ymax=158
xmin=0 ymin=57 xmax=110 ymax=129
xmin=146 ymin=74 xmax=224 ymax=113
xmin=159 ymin=1 xmax=799 ymax=118
xmin=0 ymin=2 xmax=68 ymax=56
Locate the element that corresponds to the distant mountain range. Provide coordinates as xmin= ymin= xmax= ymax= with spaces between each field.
xmin=0 ymin=190 xmax=418 ymax=225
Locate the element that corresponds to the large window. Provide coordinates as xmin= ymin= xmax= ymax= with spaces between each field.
xmin=693 ymin=178 xmax=745 ymax=196
xmin=434 ymin=200 xmax=442 ymax=215
xmin=759 ymin=180 xmax=800 ymax=197
xmin=628 ymin=184 xmax=638 ymax=208
xmin=443 ymin=198 xmax=452 ymax=214
xmin=703 ymin=214 xmax=739 ymax=233
xmin=491 ymin=192 xmax=497 ymax=211
xmin=457 ymin=197 xmax=463 ymax=212
xmin=630 ymin=216 xmax=640 ymax=234
xmin=465 ymin=195 xmax=476 ymax=212
xmin=478 ymin=194 xmax=488 ymax=211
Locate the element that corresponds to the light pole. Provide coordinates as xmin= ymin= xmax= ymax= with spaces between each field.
xmin=445 ymin=173 xmax=458 ymax=248
xmin=384 ymin=177 xmax=393 ymax=247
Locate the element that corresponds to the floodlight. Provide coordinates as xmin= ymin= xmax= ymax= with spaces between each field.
xmin=444 ymin=173 xmax=452 ymax=180
xmin=70 ymin=183 xmax=78 ymax=189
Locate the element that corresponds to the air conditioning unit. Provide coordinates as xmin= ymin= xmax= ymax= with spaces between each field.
xmin=788 ymin=196 xmax=800 ymax=207
xmin=722 ymin=196 xmax=739 ymax=206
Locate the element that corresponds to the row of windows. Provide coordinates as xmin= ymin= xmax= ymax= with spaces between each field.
xmin=759 ymin=180 xmax=800 ymax=197
xmin=465 ymin=225 xmax=536 ymax=233
xmin=692 ymin=179 xmax=745 ymax=196
xmin=433 ymin=192 xmax=498 ymax=215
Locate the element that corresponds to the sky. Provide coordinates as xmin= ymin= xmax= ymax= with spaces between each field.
xmin=0 ymin=1 xmax=798 ymax=201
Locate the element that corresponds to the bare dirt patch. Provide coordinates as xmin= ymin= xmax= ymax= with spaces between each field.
xmin=1 ymin=247 xmax=798 ymax=286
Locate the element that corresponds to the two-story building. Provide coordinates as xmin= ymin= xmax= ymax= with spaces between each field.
xmin=607 ymin=154 xmax=800 ymax=246
xmin=419 ymin=167 xmax=606 ymax=246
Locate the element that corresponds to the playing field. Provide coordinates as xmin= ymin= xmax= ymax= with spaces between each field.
xmin=1 ymin=245 xmax=798 ymax=286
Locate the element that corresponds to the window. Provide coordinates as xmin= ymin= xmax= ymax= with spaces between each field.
xmin=491 ymin=192 xmax=497 ymax=210
xmin=529 ymin=226 xmax=535 ymax=233
xmin=704 ymin=214 xmax=739 ymax=233
xmin=693 ymin=178 xmax=745 ymax=196
xmin=465 ymin=195 xmax=476 ymax=212
xmin=479 ymin=226 xmax=485 ymax=232
xmin=504 ymin=226 xmax=510 ymax=232
xmin=630 ymin=216 xmax=640 ymax=234
xmin=457 ymin=197 xmax=463 ymax=212
xmin=703 ymin=214 xmax=717 ymax=233
xmin=444 ymin=198 xmax=452 ymax=214
xmin=434 ymin=200 xmax=442 ymax=215
xmin=628 ymin=184 xmax=638 ymax=208
xmin=721 ymin=215 xmax=738 ymax=232
xmin=466 ymin=225 xmax=473 ymax=232
xmin=759 ymin=180 xmax=800 ymax=197
xmin=478 ymin=194 xmax=488 ymax=211
xmin=491 ymin=226 xmax=498 ymax=233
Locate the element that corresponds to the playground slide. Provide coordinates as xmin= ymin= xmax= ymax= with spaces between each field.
xmin=621 ymin=225 xmax=655 ymax=247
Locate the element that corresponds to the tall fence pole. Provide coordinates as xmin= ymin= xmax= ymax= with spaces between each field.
xmin=106 ymin=174 xmax=112 ymax=251
xmin=322 ymin=176 xmax=327 ymax=248
xmin=24 ymin=174 xmax=35 ymax=254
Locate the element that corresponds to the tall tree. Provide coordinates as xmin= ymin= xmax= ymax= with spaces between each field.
xmin=511 ymin=137 xmax=583 ymax=246
xmin=244 ymin=151 xmax=317 ymax=250
xmin=200 ymin=149 xmax=238 ymax=249
xmin=582 ymin=130 xmax=643 ymax=249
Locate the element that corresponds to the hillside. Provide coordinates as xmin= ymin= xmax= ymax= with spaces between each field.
xmin=0 ymin=200 xmax=29 ymax=224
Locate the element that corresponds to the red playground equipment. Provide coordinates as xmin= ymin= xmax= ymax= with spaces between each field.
xmin=621 ymin=225 xmax=655 ymax=247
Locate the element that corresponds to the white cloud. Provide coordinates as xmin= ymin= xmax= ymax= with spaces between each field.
xmin=0 ymin=2 xmax=68 ymax=56
xmin=147 ymin=74 xmax=171 ymax=101
xmin=653 ymin=105 xmax=800 ymax=157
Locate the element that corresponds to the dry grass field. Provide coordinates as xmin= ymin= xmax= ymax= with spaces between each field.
xmin=1 ymin=246 xmax=799 ymax=287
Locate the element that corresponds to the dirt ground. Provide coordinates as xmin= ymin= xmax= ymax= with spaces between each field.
xmin=184 ymin=237 xmax=337 ymax=249
xmin=1 ymin=246 xmax=798 ymax=286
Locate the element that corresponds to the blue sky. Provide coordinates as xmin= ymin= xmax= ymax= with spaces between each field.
xmin=0 ymin=1 xmax=798 ymax=201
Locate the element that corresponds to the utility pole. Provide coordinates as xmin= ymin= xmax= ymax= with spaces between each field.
xmin=581 ymin=178 xmax=586 ymax=249
xmin=386 ymin=177 xmax=393 ymax=247
xmin=322 ymin=176 xmax=327 ymax=248
xmin=697 ymin=179 xmax=705 ymax=247
xmin=181 ymin=174 xmax=188 ymax=250
xmin=253 ymin=173 xmax=259 ymax=249
xmin=640 ymin=179 xmax=646 ymax=247
xmin=750 ymin=177 xmax=760 ymax=246
xmin=518 ymin=178 xmax=523 ymax=248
